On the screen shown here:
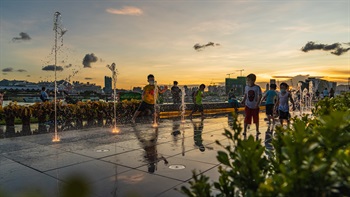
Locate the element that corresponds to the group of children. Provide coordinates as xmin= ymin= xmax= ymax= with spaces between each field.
xmin=131 ymin=74 xmax=205 ymax=124
xmin=131 ymin=73 xmax=296 ymax=136
xmin=242 ymin=74 xmax=295 ymax=136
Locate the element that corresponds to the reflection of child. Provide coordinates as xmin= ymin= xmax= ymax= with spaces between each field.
xmin=134 ymin=128 xmax=168 ymax=174
xmin=192 ymin=120 xmax=205 ymax=152
xmin=131 ymin=74 xmax=168 ymax=124
xmin=275 ymin=82 xmax=295 ymax=126
xmin=260 ymin=84 xmax=277 ymax=124
xmin=241 ymin=74 xmax=262 ymax=136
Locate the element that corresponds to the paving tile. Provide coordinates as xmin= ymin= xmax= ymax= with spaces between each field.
xmin=172 ymin=143 xmax=225 ymax=165
xmin=136 ymin=156 xmax=217 ymax=182
xmin=0 ymin=161 xmax=61 ymax=197
xmin=3 ymin=148 xmax=92 ymax=172
xmin=51 ymin=140 xmax=136 ymax=159
xmin=101 ymin=149 xmax=149 ymax=168
xmin=0 ymin=138 xmax=39 ymax=154
xmin=91 ymin=170 xmax=183 ymax=197
xmin=45 ymin=160 xmax=132 ymax=183
xmin=0 ymin=155 xmax=15 ymax=165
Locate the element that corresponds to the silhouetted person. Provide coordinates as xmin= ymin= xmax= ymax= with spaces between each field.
xmin=171 ymin=81 xmax=181 ymax=104
xmin=330 ymin=88 xmax=335 ymax=98
xmin=40 ymin=87 xmax=49 ymax=102
xmin=228 ymin=89 xmax=239 ymax=113
xmin=315 ymin=90 xmax=320 ymax=99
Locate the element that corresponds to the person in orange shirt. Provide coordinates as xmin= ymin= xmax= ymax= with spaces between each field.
xmin=132 ymin=74 xmax=168 ymax=124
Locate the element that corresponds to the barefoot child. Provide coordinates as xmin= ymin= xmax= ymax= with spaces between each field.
xmin=274 ymin=82 xmax=295 ymax=127
xmin=132 ymin=74 xmax=168 ymax=124
xmin=241 ymin=74 xmax=262 ymax=136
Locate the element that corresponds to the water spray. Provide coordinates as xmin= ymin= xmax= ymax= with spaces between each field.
xmin=152 ymin=81 xmax=159 ymax=128
xmin=180 ymin=87 xmax=186 ymax=123
xmin=107 ymin=63 xmax=119 ymax=133
xmin=52 ymin=11 xmax=61 ymax=142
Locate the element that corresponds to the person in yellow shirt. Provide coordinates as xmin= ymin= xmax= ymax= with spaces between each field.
xmin=132 ymin=74 xmax=168 ymax=124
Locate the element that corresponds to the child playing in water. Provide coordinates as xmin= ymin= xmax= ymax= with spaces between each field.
xmin=131 ymin=74 xmax=168 ymax=124
xmin=274 ymin=82 xmax=295 ymax=127
xmin=189 ymin=84 xmax=206 ymax=120
xmin=241 ymin=73 xmax=262 ymax=136
xmin=260 ymin=83 xmax=277 ymax=124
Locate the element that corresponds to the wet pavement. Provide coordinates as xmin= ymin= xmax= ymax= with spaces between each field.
xmin=0 ymin=112 xmax=275 ymax=197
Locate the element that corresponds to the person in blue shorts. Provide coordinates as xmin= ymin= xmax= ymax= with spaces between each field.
xmin=260 ymin=84 xmax=277 ymax=124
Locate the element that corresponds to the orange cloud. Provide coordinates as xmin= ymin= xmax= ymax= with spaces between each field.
xmin=106 ymin=6 xmax=143 ymax=16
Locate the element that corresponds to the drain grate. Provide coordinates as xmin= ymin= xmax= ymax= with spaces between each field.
xmin=96 ymin=149 xmax=110 ymax=152
xmin=168 ymin=164 xmax=186 ymax=170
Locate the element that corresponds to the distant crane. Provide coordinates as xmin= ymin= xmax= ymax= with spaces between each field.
xmin=226 ymin=73 xmax=235 ymax=78
xmin=236 ymin=69 xmax=244 ymax=76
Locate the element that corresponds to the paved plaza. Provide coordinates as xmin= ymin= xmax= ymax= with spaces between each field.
xmin=0 ymin=112 xmax=273 ymax=197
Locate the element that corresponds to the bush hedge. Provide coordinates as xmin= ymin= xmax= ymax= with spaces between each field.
xmin=181 ymin=92 xmax=350 ymax=197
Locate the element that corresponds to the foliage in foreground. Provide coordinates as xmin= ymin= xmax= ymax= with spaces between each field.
xmin=181 ymin=92 xmax=350 ymax=197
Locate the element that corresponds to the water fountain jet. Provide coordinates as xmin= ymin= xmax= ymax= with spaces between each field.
xmin=180 ymin=87 xmax=186 ymax=123
xmin=297 ymin=82 xmax=303 ymax=115
xmin=107 ymin=63 xmax=119 ymax=133
xmin=52 ymin=11 xmax=63 ymax=142
xmin=152 ymin=81 xmax=159 ymax=128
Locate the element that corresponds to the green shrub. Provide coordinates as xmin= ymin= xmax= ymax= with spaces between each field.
xmin=181 ymin=92 xmax=350 ymax=197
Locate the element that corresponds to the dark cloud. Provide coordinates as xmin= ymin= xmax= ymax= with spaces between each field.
xmin=64 ymin=63 xmax=72 ymax=68
xmin=82 ymin=53 xmax=98 ymax=68
xmin=85 ymin=77 xmax=94 ymax=80
xmin=12 ymin=32 xmax=31 ymax=42
xmin=2 ymin=67 xmax=13 ymax=72
xmin=17 ymin=69 xmax=27 ymax=72
xmin=301 ymin=41 xmax=350 ymax=56
xmin=193 ymin=42 xmax=220 ymax=51
xmin=331 ymin=47 xmax=350 ymax=56
xmin=42 ymin=65 xmax=64 ymax=71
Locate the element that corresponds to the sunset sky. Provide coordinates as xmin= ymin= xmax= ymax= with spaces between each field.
xmin=1 ymin=0 xmax=349 ymax=89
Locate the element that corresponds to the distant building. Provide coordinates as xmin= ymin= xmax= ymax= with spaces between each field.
xmin=306 ymin=78 xmax=337 ymax=92
xmin=133 ymin=87 xmax=142 ymax=93
xmin=225 ymin=76 xmax=246 ymax=96
xmin=104 ymin=76 xmax=112 ymax=93
xmin=72 ymin=81 xmax=102 ymax=93
xmin=336 ymin=84 xmax=350 ymax=94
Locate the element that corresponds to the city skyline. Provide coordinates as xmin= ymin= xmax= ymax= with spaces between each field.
xmin=1 ymin=1 xmax=349 ymax=89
